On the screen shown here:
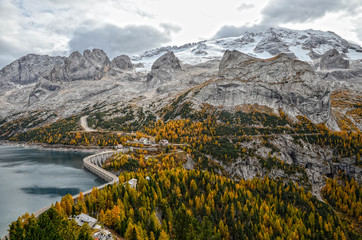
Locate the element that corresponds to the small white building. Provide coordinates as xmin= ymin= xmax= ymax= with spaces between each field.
xmin=74 ymin=213 xmax=97 ymax=228
xmin=140 ymin=137 xmax=151 ymax=144
xmin=93 ymin=224 xmax=102 ymax=230
xmin=159 ymin=139 xmax=169 ymax=146
xmin=124 ymin=178 xmax=138 ymax=189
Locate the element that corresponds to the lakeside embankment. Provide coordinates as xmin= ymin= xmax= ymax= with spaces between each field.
xmin=0 ymin=140 xmax=114 ymax=153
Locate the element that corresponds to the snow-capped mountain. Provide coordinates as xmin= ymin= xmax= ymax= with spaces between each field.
xmin=132 ymin=27 xmax=362 ymax=71
xmin=0 ymin=27 xmax=361 ymax=132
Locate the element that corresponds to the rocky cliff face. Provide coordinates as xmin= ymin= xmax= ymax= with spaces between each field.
xmin=218 ymin=50 xmax=255 ymax=71
xmin=110 ymin=55 xmax=133 ymax=71
xmin=45 ymin=49 xmax=110 ymax=82
xmin=319 ymin=49 xmax=349 ymax=70
xmin=253 ymin=28 xmax=358 ymax=60
xmin=0 ymin=54 xmax=64 ymax=86
xmin=0 ymin=27 xmax=361 ymax=132
xmin=109 ymin=55 xmax=134 ymax=77
xmin=146 ymin=51 xmax=182 ymax=87
xmin=195 ymin=50 xmax=333 ymax=125
xmin=254 ymin=28 xmax=292 ymax=56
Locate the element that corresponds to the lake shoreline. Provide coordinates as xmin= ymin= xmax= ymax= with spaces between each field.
xmin=0 ymin=145 xmax=108 ymax=239
xmin=0 ymin=140 xmax=113 ymax=153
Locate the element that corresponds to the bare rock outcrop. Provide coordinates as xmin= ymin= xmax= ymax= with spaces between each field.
xmin=46 ymin=49 xmax=110 ymax=82
xmin=319 ymin=49 xmax=349 ymax=70
xmin=308 ymin=49 xmax=321 ymax=60
xmin=254 ymin=28 xmax=291 ymax=56
xmin=0 ymin=54 xmax=64 ymax=86
xmin=110 ymin=55 xmax=133 ymax=71
xmin=146 ymin=51 xmax=181 ymax=87
xmin=195 ymin=50 xmax=333 ymax=125
xmin=218 ymin=50 xmax=255 ymax=73
xmin=27 ymin=78 xmax=61 ymax=106
xmin=151 ymin=51 xmax=181 ymax=71
xmin=302 ymin=32 xmax=350 ymax=53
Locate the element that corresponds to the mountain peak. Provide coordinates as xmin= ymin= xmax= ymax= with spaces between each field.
xmin=151 ymin=51 xmax=181 ymax=70
xmin=147 ymin=51 xmax=181 ymax=84
xmin=0 ymin=54 xmax=65 ymax=86
xmin=131 ymin=27 xmax=362 ymax=71
xmin=47 ymin=49 xmax=111 ymax=82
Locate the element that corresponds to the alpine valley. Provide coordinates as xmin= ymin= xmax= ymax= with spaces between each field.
xmin=1 ymin=27 xmax=362 ymax=239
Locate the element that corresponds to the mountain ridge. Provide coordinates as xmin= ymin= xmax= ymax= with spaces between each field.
xmin=0 ymin=27 xmax=361 ymax=132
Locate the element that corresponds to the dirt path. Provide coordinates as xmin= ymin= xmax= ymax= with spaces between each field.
xmin=80 ymin=116 xmax=96 ymax=132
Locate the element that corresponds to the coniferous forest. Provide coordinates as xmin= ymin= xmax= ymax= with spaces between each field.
xmin=5 ymin=105 xmax=362 ymax=239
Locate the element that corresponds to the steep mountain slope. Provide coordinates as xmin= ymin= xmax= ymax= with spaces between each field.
xmin=0 ymin=27 xmax=361 ymax=129
xmin=45 ymin=49 xmax=111 ymax=82
xmin=0 ymin=54 xmax=65 ymax=86
xmin=192 ymin=50 xmax=333 ymax=125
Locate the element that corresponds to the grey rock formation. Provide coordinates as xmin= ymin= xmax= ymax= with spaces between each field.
xmin=146 ymin=51 xmax=181 ymax=86
xmin=319 ymin=49 xmax=349 ymax=70
xmin=1 ymin=27 xmax=361 ymax=132
xmin=218 ymin=50 xmax=255 ymax=73
xmin=46 ymin=49 xmax=110 ymax=82
xmin=110 ymin=55 xmax=133 ymax=71
xmin=37 ymin=79 xmax=61 ymax=92
xmin=0 ymin=54 xmax=64 ymax=86
xmin=83 ymin=49 xmax=110 ymax=71
xmin=308 ymin=49 xmax=321 ymax=60
xmin=27 ymin=78 xmax=62 ymax=106
xmin=152 ymin=51 xmax=181 ymax=71
xmin=319 ymin=68 xmax=362 ymax=82
xmin=222 ymin=134 xmax=361 ymax=198
xmin=254 ymin=28 xmax=290 ymax=55
xmin=196 ymin=50 xmax=332 ymax=125
xmin=192 ymin=42 xmax=208 ymax=55
xmin=317 ymin=59 xmax=362 ymax=91
xmin=222 ymin=32 xmax=256 ymax=49
xmin=302 ymin=32 xmax=350 ymax=53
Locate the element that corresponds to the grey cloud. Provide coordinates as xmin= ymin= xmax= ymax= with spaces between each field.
xmin=237 ymin=3 xmax=254 ymax=11
xmin=160 ymin=23 xmax=182 ymax=35
xmin=0 ymin=38 xmax=26 ymax=68
xmin=356 ymin=25 xmax=362 ymax=43
xmin=261 ymin=0 xmax=362 ymax=25
xmin=135 ymin=9 xmax=155 ymax=18
xmin=213 ymin=0 xmax=362 ymax=40
xmin=69 ymin=24 xmax=174 ymax=59
xmin=213 ymin=24 xmax=268 ymax=39
xmin=0 ymin=54 xmax=17 ymax=69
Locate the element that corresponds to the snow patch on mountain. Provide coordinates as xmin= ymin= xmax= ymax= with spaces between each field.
xmin=132 ymin=27 xmax=362 ymax=70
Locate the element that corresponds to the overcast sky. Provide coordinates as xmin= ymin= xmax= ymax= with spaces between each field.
xmin=1 ymin=0 xmax=362 ymax=68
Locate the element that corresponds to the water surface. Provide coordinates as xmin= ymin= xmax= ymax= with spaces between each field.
xmin=0 ymin=145 xmax=104 ymax=237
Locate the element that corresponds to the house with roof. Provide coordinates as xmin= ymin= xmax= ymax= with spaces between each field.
xmin=159 ymin=139 xmax=169 ymax=146
xmin=74 ymin=213 xmax=97 ymax=228
xmin=123 ymin=178 xmax=138 ymax=189
xmin=140 ymin=137 xmax=151 ymax=144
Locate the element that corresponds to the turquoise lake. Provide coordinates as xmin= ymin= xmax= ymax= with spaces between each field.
xmin=0 ymin=145 xmax=104 ymax=237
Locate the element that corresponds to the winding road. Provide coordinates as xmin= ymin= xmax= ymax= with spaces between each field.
xmin=80 ymin=116 xmax=96 ymax=132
